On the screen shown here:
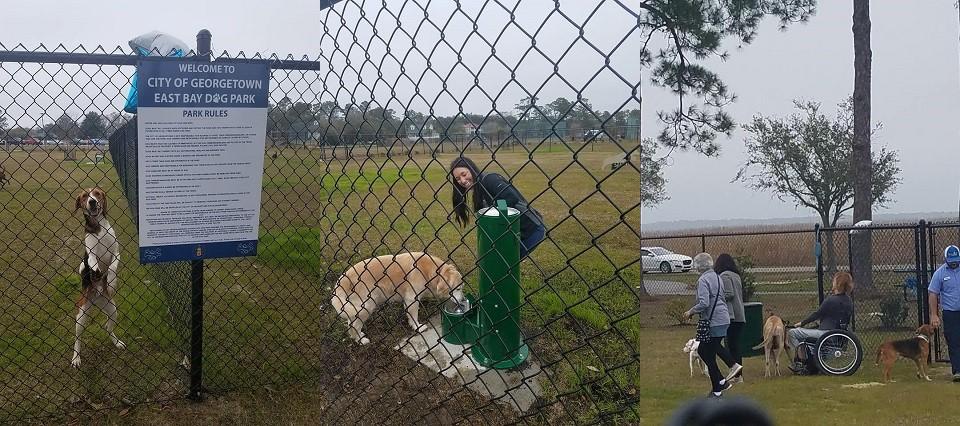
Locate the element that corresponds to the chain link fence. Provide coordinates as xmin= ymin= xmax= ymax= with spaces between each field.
xmin=1 ymin=0 xmax=641 ymax=423
xmin=926 ymin=223 xmax=960 ymax=362
xmin=641 ymin=222 xmax=960 ymax=368
xmin=640 ymin=228 xmax=820 ymax=331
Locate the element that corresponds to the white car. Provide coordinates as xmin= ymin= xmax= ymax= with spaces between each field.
xmin=582 ymin=129 xmax=609 ymax=141
xmin=641 ymin=246 xmax=693 ymax=273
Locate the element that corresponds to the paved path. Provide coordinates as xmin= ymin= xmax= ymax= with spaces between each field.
xmin=643 ymin=264 xmax=916 ymax=275
xmin=643 ymin=280 xmax=816 ymax=296
xmin=643 ymin=280 xmax=694 ymax=296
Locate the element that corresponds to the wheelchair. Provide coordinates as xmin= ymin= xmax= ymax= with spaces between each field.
xmin=787 ymin=322 xmax=864 ymax=376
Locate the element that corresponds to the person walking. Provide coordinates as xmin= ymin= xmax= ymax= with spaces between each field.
xmin=715 ymin=253 xmax=745 ymax=383
xmin=685 ymin=253 xmax=742 ymax=398
xmin=929 ymin=245 xmax=960 ymax=381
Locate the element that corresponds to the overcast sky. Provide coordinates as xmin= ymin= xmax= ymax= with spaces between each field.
xmin=639 ymin=1 xmax=960 ymax=224
xmin=1 ymin=1 xmax=957 ymax=226
xmin=1 ymin=0 xmax=638 ymax=120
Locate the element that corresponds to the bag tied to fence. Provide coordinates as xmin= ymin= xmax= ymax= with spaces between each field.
xmin=123 ymin=31 xmax=190 ymax=113
xmin=695 ymin=273 xmax=722 ymax=342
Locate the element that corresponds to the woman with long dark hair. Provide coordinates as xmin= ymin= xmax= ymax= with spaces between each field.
xmin=715 ymin=253 xmax=745 ymax=383
xmin=449 ymin=156 xmax=546 ymax=259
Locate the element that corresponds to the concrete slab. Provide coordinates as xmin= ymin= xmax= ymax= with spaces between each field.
xmin=394 ymin=315 xmax=543 ymax=413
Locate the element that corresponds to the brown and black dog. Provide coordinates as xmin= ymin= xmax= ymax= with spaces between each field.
xmin=875 ymin=324 xmax=936 ymax=383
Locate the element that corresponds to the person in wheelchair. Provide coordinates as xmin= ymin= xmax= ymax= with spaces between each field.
xmin=787 ymin=271 xmax=854 ymax=374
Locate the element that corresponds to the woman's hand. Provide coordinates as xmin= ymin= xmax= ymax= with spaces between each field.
xmin=793 ymin=322 xmax=802 ymax=328
xmin=684 ymin=310 xmax=693 ymax=320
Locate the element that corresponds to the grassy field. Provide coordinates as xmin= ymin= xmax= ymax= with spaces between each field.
xmin=637 ymin=326 xmax=960 ymax=425
xmin=0 ymin=141 xmax=640 ymax=423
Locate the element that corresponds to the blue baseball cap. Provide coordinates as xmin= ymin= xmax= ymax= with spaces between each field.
xmin=946 ymin=245 xmax=960 ymax=263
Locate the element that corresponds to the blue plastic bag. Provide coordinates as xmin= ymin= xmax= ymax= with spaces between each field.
xmin=124 ymin=32 xmax=189 ymax=113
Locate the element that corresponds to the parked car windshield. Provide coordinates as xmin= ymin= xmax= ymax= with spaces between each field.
xmin=650 ymin=248 xmax=672 ymax=256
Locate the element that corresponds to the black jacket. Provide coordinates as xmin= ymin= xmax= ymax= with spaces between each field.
xmin=800 ymin=294 xmax=853 ymax=330
xmin=474 ymin=172 xmax=545 ymax=239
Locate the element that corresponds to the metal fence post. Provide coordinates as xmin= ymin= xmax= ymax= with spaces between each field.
xmin=188 ymin=28 xmax=212 ymax=402
xmin=846 ymin=229 xmax=853 ymax=277
xmin=189 ymin=258 xmax=204 ymax=400
xmin=815 ymin=223 xmax=824 ymax=305
xmin=916 ymin=221 xmax=926 ymax=327
xmin=700 ymin=235 xmax=706 ymax=253
xmin=845 ymin=228 xmax=856 ymax=331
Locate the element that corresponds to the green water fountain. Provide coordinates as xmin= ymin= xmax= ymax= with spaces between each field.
xmin=441 ymin=199 xmax=529 ymax=369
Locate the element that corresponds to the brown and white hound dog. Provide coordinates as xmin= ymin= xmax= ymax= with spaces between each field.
xmin=875 ymin=324 xmax=937 ymax=383
xmin=72 ymin=187 xmax=125 ymax=368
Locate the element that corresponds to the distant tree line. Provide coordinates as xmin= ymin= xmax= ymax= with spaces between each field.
xmin=1 ymin=111 xmax=129 ymax=142
xmin=265 ymin=96 xmax=640 ymax=145
xmin=0 ymin=96 xmax=640 ymax=145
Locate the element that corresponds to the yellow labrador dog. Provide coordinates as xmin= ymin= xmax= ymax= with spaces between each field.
xmin=331 ymin=252 xmax=464 ymax=345
xmin=752 ymin=314 xmax=788 ymax=377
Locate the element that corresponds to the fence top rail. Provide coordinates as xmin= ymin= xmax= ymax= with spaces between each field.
xmin=0 ymin=50 xmax=326 ymax=71
xmin=641 ymin=227 xmax=815 ymax=241
xmin=818 ymin=223 xmax=925 ymax=233
xmin=0 ymin=50 xmax=138 ymax=66
xmin=929 ymin=221 xmax=960 ymax=230
xmin=642 ymin=219 xmax=959 ymax=241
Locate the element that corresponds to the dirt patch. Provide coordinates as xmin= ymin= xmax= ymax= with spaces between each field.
xmin=45 ymin=335 xmax=519 ymax=425
xmin=312 ymin=335 xmax=519 ymax=425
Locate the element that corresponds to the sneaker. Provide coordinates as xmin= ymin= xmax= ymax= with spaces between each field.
xmin=724 ymin=363 xmax=743 ymax=382
xmin=787 ymin=362 xmax=805 ymax=374
xmin=952 ymin=373 xmax=960 ymax=382
xmin=707 ymin=392 xmax=723 ymax=399
xmin=719 ymin=380 xmax=733 ymax=392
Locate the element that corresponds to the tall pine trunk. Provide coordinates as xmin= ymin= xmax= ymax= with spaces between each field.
xmin=851 ymin=0 xmax=875 ymax=293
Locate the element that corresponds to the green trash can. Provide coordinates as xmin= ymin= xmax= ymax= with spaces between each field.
xmin=740 ymin=302 xmax=763 ymax=357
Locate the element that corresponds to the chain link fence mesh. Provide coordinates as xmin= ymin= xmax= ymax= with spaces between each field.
xmin=641 ymin=222 xmax=960 ymax=371
xmin=1 ymin=0 xmax=641 ymax=423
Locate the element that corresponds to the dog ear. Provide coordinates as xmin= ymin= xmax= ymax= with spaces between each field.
xmin=99 ymin=189 xmax=108 ymax=216
xmin=438 ymin=263 xmax=461 ymax=290
xmin=73 ymin=190 xmax=84 ymax=213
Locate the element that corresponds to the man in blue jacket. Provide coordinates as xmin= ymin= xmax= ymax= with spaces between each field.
xmin=929 ymin=245 xmax=960 ymax=381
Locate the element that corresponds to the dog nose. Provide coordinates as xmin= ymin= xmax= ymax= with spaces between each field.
xmin=88 ymin=199 xmax=97 ymax=207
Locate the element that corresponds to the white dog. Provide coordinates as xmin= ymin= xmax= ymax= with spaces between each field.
xmin=683 ymin=338 xmax=708 ymax=377
xmin=72 ymin=187 xmax=125 ymax=368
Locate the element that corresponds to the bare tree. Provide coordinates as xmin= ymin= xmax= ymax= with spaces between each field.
xmin=736 ymin=98 xmax=900 ymax=276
